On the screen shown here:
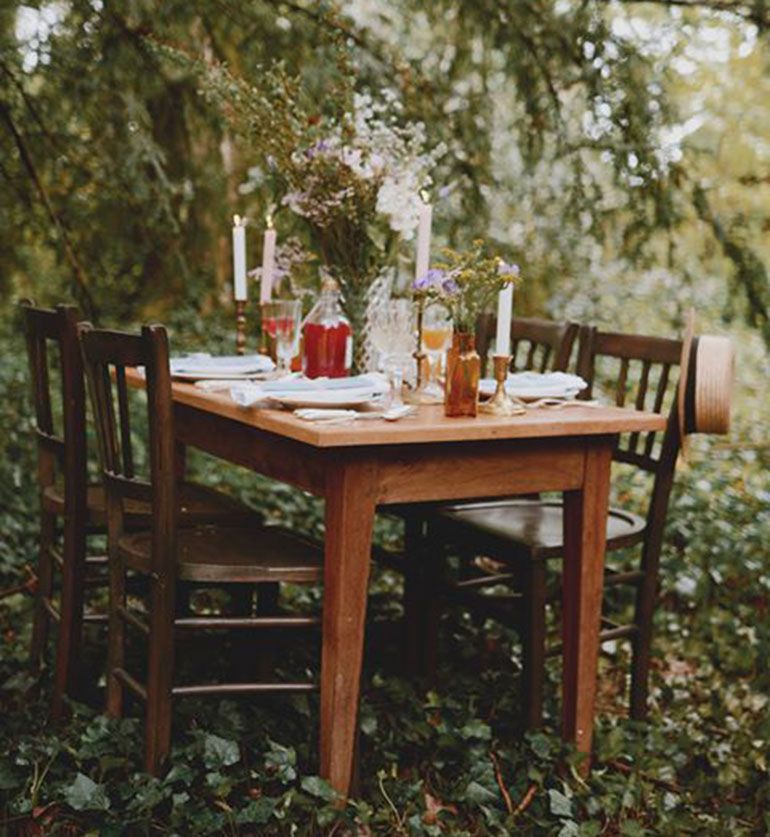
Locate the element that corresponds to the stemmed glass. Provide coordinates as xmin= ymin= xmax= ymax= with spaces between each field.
xmin=262 ymin=300 xmax=302 ymax=376
xmin=370 ymin=299 xmax=416 ymax=410
xmin=421 ymin=304 xmax=452 ymax=400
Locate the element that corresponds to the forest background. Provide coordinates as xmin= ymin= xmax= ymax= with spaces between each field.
xmin=0 ymin=1 xmax=769 ymax=833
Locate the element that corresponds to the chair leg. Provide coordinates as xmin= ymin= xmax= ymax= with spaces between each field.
xmin=30 ymin=511 xmax=57 ymax=669
xmin=402 ymin=515 xmax=428 ymax=676
xmin=420 ymin=522 xmax=446 ymax=680
xmin=521 ymin=559 xmax=547 ymax=730
xmin=630 ymin=578 xmax=659 ymax=721
xmin=51 ymin=514 xmax=87 ymax=721
xmin=145 ymin=575 xmax=176 ymax=775
xmin=106 ymin=538 xmax=127 ymax=719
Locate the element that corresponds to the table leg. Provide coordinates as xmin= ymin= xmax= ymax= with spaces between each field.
xmin=320 ymin=456 xmax=378 ymax=796
xmin=561 ymin=442 xmax=613 ymax=771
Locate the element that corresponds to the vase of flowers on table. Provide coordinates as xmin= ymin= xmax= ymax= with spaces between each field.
xmin=414 ymin=241 xmax=520 ymax=417
xmin=203 ymin=50 xmax=444 ymax=371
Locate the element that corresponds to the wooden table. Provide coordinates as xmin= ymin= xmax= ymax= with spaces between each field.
xmin=149 ymin=377 xmax=665 ymax=795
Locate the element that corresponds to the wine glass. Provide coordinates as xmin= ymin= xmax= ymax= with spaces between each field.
xmin=421 ymin=304 xmax=452 ymax=398
xmin=262 ymin=300 xmax=302 ymax=376
xmin=370 ymin=299 xmax=416 ymax=409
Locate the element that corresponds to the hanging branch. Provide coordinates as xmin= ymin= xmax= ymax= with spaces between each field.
xmin=693 ymin=183 xmax=770 ymax=347
xmin=0 ymin=102 xmax=95 ymax=315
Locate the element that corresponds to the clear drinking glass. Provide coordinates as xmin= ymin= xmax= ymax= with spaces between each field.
xmin=370 ymin=299 xmax=416 ymax=409
xmin=262 ymin=300 xmax=302 ymax=376
xmin=421 ymin=304 xmax=452 ymax=398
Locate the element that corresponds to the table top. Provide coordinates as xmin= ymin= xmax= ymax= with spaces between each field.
xmin=127 ymin=370 xmax=667 ymax=448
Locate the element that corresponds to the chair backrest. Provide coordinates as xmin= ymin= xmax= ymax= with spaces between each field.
xmin=79 ymin=323 xmax=177 ymax=569
xmin=576 ymin=326 xmax=683 ymax=544
xmin=20 ymin=301 xmax=87 ymax=506
xmin=476 ymin=314 xmax=579 ymax=374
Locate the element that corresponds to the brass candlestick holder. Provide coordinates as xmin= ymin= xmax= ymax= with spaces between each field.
xmin=480 ymin=354 xmax=525 ymax=416
xmin=235 ymin=300 xmax=246 ymax=355
xmin=406 ymin=298 xmax=443 ymax=405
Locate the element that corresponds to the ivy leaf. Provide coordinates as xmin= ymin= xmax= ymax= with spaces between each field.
xmin=548 ymin=788 xmax=573 ymax=818
xmin=203 ymin=734 xmax=240 ymax=769
xmin=464 ymin=781 xmax=497 ymax=805
xmin=528 ymin=732 xmax=552 ymax=760
xmin=301 ymin=775 xmax=339 ymax=802
xmin=460 ymin=720 xmax=492 ymax=741
xmin=265 ymin=739 xmax=297 ymax=783
xmin=236 ymin=797 xmax=276 ymax=825
xmin=64 ymin=773 xmax=110 ymax=811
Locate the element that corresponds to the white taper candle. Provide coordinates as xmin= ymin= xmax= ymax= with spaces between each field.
xmin=495 ymin=282 xmax=514 ymax=356
xmin=232 ymin=215 xmax=247 ymax=301
xmin=260 ymin=219 xmax=277 ymax=304
xmin=415 ymin=198 xmax=433 ymax=281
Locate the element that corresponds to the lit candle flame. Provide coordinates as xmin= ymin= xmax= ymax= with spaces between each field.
xmin=420 ymin=189 xmax=430 ymax=203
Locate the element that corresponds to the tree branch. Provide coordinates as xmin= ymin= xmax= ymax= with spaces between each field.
xmin=601 ymin=0 xmax=769 ymax=30
xmin=0 ymin=102 xmax=94 ymax=315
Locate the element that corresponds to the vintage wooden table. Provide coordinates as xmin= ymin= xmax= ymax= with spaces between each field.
xmin=137 ymin=375 xmax=665 ymax=795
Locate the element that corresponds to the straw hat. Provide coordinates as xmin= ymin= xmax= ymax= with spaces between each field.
xmin=678 ymin=308 xmax=734 ymax=441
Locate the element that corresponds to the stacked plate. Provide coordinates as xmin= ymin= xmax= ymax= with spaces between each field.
xmin=230 ymin=374 xmax=390 ymax=409
xmin=170 ymin=354 xmax=275 ymax=380
xmin=479 ymin=371 xmax=587 ymax=401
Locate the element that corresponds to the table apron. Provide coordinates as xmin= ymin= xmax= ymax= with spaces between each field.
xmin=174 ymin=403 xmax=327 ymax=495
xmin=373 ymin=436 xmax=596 ymax=504
xmin=176 ymin=402 xmax=615 ymax=507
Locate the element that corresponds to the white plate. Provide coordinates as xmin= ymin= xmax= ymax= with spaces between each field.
xmin=170 ymin=354 xmax=275 ymax=380
xmin=174 ymin=370 xmax=270 ymax=382
xmin=479 ymin=371 xmax=587 ymax=401
xmin=273 ymin=389 xmax=383 ymax=409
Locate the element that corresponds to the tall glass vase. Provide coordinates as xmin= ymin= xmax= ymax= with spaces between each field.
xmin=444 ymin=331 xmax=480 ymax=417
xmin=341 ymin=270 xmax=393 ymax=374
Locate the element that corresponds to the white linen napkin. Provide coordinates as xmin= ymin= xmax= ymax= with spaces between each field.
xmin=294 ymin=408 xmax=360 ymax=422
xmin=230 ymin=373 xmax=389 ymax=408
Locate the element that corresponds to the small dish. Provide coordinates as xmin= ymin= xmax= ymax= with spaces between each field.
xmin=272 ymin=389 xmax=383 ymax=409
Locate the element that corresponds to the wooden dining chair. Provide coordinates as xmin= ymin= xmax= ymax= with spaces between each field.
xmin=20 ymin=301 xmax=265 ymax=721
xmin=78 ymin=322 xmax=323 ymax=774
xmin=475 ymin=314 xmax=580 ymax=376
xmin=427 ymin=326 xmax=684 ymax=726
xmin=396 ymin=316 xmax=580 ymax=672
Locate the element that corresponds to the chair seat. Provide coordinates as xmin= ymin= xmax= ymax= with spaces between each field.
xmin=42 ymin=481 xmax=262 ymax=529
xmin=118 ymin=525 xmax=323 ymax=583
xmin=436 ymin=499 xmax=646 ymax=560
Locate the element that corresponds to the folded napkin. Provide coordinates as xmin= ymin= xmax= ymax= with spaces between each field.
xmin=230 ymin=373 xmax=389 ymax=408
xmin=505 ymin=371 xmax=587 ymax=391
xmin=170 ymin=353 xmax=275 ymax=376
xmin=480 ymin=371 xmax=588 ymax=399
xmin=294 ymin=408 xmax=360 ymax=422
xmin=194 ymin=379 xmax=247 ymax=392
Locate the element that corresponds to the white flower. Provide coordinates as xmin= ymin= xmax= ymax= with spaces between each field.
xmin=376 ymin=173 xmax=422 ymax=238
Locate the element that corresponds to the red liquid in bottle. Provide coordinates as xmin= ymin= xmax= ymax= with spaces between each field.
xmin=302 ymin=321 xmax=351 ymax=378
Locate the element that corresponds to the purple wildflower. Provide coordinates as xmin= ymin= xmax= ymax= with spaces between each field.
xmin=442 ymin=276 xmax=460 ymax=295
xmin=413 ymin=268 xmax=445 ymax=291
xmin=306 ymin=139 xmax=332 ymax=159
xmin=497 ymin=261 xmax=521 ymax=278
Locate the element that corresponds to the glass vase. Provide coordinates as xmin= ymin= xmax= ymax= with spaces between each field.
xmin=444 ymin=331 xmax=480 ymax=417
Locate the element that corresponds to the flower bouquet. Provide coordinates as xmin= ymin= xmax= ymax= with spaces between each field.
xmin=413 ymin=241 xmax=520 ymax=416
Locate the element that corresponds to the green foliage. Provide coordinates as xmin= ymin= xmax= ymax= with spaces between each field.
xmin=1 ymin=1 xmax=769 ymax=834
xmin=0 ymin=288 xmax=768 ymax=832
